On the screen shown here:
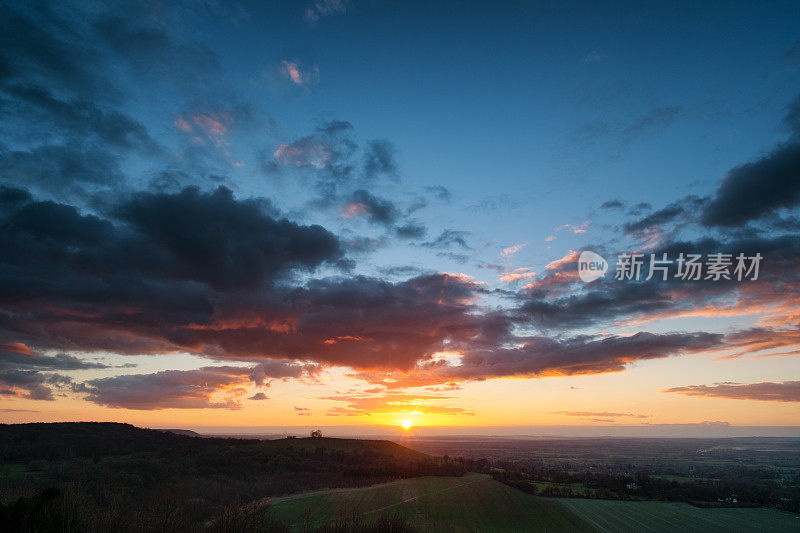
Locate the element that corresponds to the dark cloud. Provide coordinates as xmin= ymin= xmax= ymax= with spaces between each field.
xmin=0 ymin=343 xmax=109 ymax=371
xmin=628 ymin=202 xmax=652 ymax=216
xmin=158 ymin=273 xmax=486 ymax=371
xmin=0 ymin=3 xmax=214 ymax=202
xmin=0 ymin=370 xmax=70 ymax=401
xmin=698 ymin=91 xmax=800 ymax=227
xmin=376 ymin=265 xmax=428 ymax=278
xmin=363 ymin=139 xmax=398 ymax=181
xmin=3 ymin=83 xmax=159 ymax=152
xmin=520 ymin=278 xmax=674 ymax=329
xmin=294 ymin=406 xmax=311 ymax=415
xmin=0 ymin=184 xmax=343 ymax=301
xmin=449 ymin=331 xmax=723 ymax=379
xmin=423 ymin=229 xmax=471 ymax=249
xmin=0 ymin=183 xmax=345 ymax=360
xmin=342 ymin=189 xmax=400 ymax=226
xmin=623 ymin=196 xmax=705 ymax=235
xmin=249 ymin=392 xmax=268 ymax=400
xmin=395 ymin=221 xmax=427 ymax=239
xmin=269 ymin=121 xmax=410 ymax=224
xmin=114 ymin=186 xmax=344 ymax=290
xmin=701 ymin=142 xmax=800 ymax=227
xmin=352 ymin=322 xmax=728 ymax=390
xmin=517 ymin=231 xmax=800 ymax=331
xmin=664 ymin=381 xmax=800 ymax=402
xmin=0 ymin=144 xmax=124 ymax=199
xmin=79 ymin=366 xmax=253 ymax=410
xmin=249 ymin=360 xmax=317 ymax=387
xmin=0 ymin=4 xmax=107 ymax=99
xmin=600 ymin=200 xmax=624 ymax=210
xmin=272 ymin=121 xmax=355 ymax=179
xmin=0 ymin=343 xmax=105 ymax=401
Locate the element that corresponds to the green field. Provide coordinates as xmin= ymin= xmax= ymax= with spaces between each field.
xmin=269 ymin=473 xmax=591 ymax=532
xmin=268 ymin=473 xmax=800 ymax=532
xmin=555 ymin=498 xmax=800 ymax=533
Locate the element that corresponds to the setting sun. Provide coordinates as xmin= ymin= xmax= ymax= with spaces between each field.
xmin=401 ymin=420 xmax=413 ymax=430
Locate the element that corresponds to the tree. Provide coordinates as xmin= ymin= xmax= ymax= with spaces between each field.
xmin=310 ymin=429 xmax=323 ymax=438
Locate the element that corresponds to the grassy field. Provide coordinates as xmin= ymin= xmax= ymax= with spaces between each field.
xmin=268 ymin=472 xmax=800 ymax=532
xmin=268 ymin=473 xmax=591 ymax=532
xmin=555 ymin=498 xmax=800 ymax=532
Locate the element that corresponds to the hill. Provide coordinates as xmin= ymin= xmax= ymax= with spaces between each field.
xmin=0 ymin=422 xmax=470 ymax=531
xmin=157 ymin=428 xmax=205 ymax=437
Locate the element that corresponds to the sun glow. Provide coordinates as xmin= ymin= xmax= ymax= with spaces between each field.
xmin=400 ymin=419 xmax=412 ymax=430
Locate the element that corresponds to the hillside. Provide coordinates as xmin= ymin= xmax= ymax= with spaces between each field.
xmin=269 ymin=473 xmax=592 ymax=532
xmin=0 ymin=423 xmax=469 ymax=531
xmin=0 ymin=422 xmax=429 ymax=463
xmin=266 ymin=474 xmax=800 ymax=533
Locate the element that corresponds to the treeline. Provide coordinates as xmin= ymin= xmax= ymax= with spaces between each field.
xmin=491 ymin=467 xmax=799 ymax=512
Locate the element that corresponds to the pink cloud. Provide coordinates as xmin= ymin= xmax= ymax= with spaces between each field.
xmin=501 ymin=243 xmax=526 ymax=258
xmin=499 ymin=267 xmax=537 ymax=283
xmin=281 ymin=61 xmax=303 ymax=84
xmin=339 ymin=202 xmax=369 ymax=219
xmin=273 ymin=138 xmax=332 ymax=168
xmin=174 ymin=112 xmax=233 ymax=150
xmin=554 ymin=221 xmax=591 ymax=234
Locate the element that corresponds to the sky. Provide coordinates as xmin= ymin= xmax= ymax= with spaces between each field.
xmin=0 ymin=0 xmax=799 ymax=436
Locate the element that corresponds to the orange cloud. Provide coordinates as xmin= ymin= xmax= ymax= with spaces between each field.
xmin=499 ymin=267 xmax=537 ymax=283
xmin=0 ymin=342 xmax=34 ymax=356
xmin=545 ymin=250 xmax=580 ymax=270
xmin=323 ymin=335 xmax=371 ymax=345
xmin=321 ymin=392 xmax=474 ymax=417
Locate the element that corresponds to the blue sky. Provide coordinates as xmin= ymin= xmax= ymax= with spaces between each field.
xmin=149 ymin=0 xmax=800 ymax=280
xmin=0 ymin=0 xmax=799 ymax=432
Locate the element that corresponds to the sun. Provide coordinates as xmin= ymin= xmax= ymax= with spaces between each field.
xmin=400 ymin=419 xmax=413 ymax=430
